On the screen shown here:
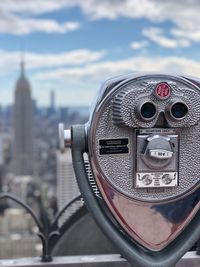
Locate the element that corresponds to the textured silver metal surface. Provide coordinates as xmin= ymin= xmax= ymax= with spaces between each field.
xmin=89 ymin=74 xmax=200 ymax=202
xmin=136 ymin=133 xmax=178 ymax=171
xmin=113 ymin=78 xmax=200 ymax=128
xmin=135 ymin=132 xmax=179 ymax=188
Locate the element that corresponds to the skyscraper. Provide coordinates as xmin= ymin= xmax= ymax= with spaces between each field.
xmin=50 ymin=90 xmax=55 ymax=111
xmin=13 ymin=59 xmax=33 ymax=175
xmin=56 ymin=149 xmax=82 ymax=225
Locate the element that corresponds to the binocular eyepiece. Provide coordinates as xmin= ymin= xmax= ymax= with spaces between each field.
xmin=136 ymin=100 xmax=188 ymax=121
xmin=168 ymin=100 xmax=188 ymax=119
xmin=136 ymin=101 xmax=157 ymax=121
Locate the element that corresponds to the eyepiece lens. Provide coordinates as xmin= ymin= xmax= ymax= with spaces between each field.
xmin=140 ymin=102 xmax=156 ymax=119
xmin=171 ymin=102 xmax=188 ymax=119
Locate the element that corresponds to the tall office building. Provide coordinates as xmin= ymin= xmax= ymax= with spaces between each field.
xmin=56 ymin=150 xmax=82 ymax=225
xmin=56 ymin=150 xmax=97 ymax=225
xmin=50 ymin=90 xmax=55 ymax=111
xmin=13 ymin=60 xmax=33 ymax=175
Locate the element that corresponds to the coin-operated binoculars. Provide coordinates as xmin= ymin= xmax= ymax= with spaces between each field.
xmin=59 ymin=73 xmax=200 ymax=267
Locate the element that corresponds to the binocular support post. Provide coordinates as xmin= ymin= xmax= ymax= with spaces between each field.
xmin=71 ymin=124 xmax=200 ymax=267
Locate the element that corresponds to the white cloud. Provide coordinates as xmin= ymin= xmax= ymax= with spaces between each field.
xmin=33 ymin=56 xmax=200 ymax=82
xmin=3 ymin=53 xmax=200 ymax=106
xmin=142 ymin=27 xmax=191 ymax=48
xmin=0 ymin=49 xmax=106 ymax=75
xmin=0 ymin=1 xmax=80 ymax=35
xmin=31 ymin=55 xmax=200 ymax=106
xmin=130 ymin=41 xmax=149 ymax=50
xmin=0 ymin=10 xmax=80 ymax=35
xmin=0 ymin=0 xmax=174 ymax=22
xmin=171 ymin=28 xmax=200 ymax=43
xmin=0 ymin=0 xmax=71 ymax=15
xmin=1 ymin=0 xmax=200 ymax=40
xmin=1 ymin=0 xmax=200 ymax=25
xmin=77 ymin=0 xmax=200 ymax=44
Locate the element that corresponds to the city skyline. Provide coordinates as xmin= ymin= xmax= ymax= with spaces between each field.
xmin=1 ymin=1 xmax=200 ymax=107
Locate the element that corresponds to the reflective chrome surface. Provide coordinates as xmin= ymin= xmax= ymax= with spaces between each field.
xmin=88 ymin=73 xmax=200 ymax=250
xmin=93 ymin=172 xmax=200 ymax=251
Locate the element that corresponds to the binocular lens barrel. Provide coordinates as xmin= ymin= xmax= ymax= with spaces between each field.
xmin=139 ymin=101 xmax=188 ymax=121
xmin=140 ymin=102 xmax=157 ymax=119
xmin=171 ymin=102 xmax=188 ymax=119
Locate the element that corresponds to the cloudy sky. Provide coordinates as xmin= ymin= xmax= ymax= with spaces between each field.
xmin=1 ymin=0 xmax=200 ymax=106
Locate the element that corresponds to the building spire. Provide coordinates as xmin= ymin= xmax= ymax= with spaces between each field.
xmin=20 ymin=42 xmax=25 ymax=78
xmin=21 ymin=61 xmax=25 ymax=77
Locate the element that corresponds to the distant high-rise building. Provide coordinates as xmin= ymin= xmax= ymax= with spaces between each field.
xmin=50 ymin=90 xmax=55 ymax=111
xmin=0 ymin=208 xmax=40 ymax=258
xmin=13 ymin=59 xmax=33 ymax=175
xmin=56 ymin=151 xmax=97 ymax=225
xmin=56 ymin=150 xmax=82 ymax=225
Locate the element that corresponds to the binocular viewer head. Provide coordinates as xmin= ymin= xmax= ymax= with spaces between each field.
xmin=60 ymin=73 xmax=200 ymax=267
xmin=89 ymin=73 xmax=200 ymax=203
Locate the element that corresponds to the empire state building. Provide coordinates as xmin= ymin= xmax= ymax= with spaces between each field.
xmin=13 ymin=60 xmax=33 ymax=175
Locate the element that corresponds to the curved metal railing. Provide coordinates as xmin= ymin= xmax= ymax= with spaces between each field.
xmin=0 ymin=193 xmax=82 ymax=262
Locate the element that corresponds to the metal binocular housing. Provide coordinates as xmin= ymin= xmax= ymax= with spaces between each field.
xmin=59 ymin=73 xmax=200 ymax=267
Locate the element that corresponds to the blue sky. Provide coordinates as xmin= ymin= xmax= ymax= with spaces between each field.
xmin=1 ymin=0 xmax=200 ymax=107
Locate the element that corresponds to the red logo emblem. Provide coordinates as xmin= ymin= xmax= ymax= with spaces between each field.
xmin=155 ymin=83 xmax=171 ymax=99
